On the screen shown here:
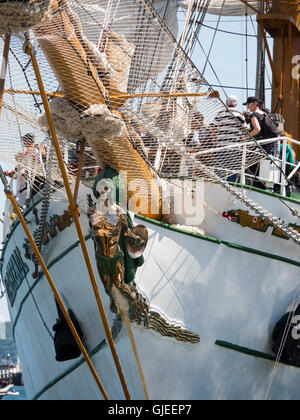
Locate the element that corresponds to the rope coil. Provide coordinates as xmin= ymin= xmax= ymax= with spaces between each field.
xmin=0 ymin=0 xmax=53 ymax=35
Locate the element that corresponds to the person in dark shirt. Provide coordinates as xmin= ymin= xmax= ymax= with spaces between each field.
xmin=243 ymin=96 xmax=279 ymax=153
xmin=243 ymin=97 xmax=267 ymax=189
xmin=243 ymin=97 xmax=264 ymax=138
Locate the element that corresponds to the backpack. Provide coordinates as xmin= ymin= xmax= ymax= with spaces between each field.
xmin=270 ymin=113 xmax=285 ymax=129
xmin=260 ymin=113 xmax=280 ymax=139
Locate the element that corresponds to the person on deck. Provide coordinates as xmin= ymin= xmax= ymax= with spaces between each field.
xmin=212 ymin=95 xmax=246 ymax=181
xmin=243 ymin=96 xmax=279 ymax=153
xmin=244 ymin=97 xmax=264 ymax=136
xmin=5 ymin=133 xmax=47 ymax=206
xmin=243 ymin=97 xmax=279 ymax=189
xmin=226 ymin=95 xmax=247 ymax=126
xmin=184 ymin=112 xmax=212 ymax=152
xmin=184 ymin=111 xmax=216 ymax=177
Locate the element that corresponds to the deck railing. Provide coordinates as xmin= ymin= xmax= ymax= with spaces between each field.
xmin=241 ymin=136 xmax=300 ymax=196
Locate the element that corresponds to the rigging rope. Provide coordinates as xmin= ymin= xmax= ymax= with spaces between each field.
xmin=33 ymin=143 xmax=55 ymax=263
xmin=197 ymin=22 xmax=273 ymax=38
xmin=202 ymin=0 xmax=225 ymax=75
xmin=184 ymin=0 xmax=210 ymax=57
xmin=245 ymin=11 xmax=249 ymax=99
xmin=264 ymin=292 xmax=300 ymax=400
xmin=195 ymin=38 xmax=228 ymax=97
xmin=124 ymin=104 xmax=300 ymax=245
xmin=26 ymin=41 xmax=132 ymax=400
xmin=24 ymin=274 xmax=54 ymax=340
xmin=209 ymin=83 xmax=271 ymax=90
xmin=2 ymin=36 xmax=43 ymax=113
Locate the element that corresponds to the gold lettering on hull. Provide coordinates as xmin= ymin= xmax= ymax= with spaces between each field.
xmin=23 ymin=210 xmax=74 ymax=261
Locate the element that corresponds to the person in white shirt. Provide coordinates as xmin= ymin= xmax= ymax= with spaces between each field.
xmin=213 ymin=95 xmax=247 ymax=181
xmin=226 ymin=95 xmax=247 ymax=126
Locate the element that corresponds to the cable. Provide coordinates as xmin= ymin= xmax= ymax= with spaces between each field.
xmin=209 ymin=83 xmax=271 ymax=91
xmin=24 ymin=274 xmax=54 ymax=340
xmin=3 ymin=37 xmax=43 ymax=114
xmin=197 ymin=22 xmax=272 ymax=38
xmin=264 ymin=292 xmax=300 ymax=400
xmin=245 ymin=12 xmax=249 ymax=99
xmin=202 ymin=0 xmax=225 ymax=76
xmin=195 ymin=39 xmax=228 ymax=97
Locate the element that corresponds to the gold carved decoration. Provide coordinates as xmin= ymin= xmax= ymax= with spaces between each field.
xmin=23 ymin=210 xmax=74 ymax=261
xmin=89 ymin=207 xmax=150 ymax=321
xmin=88 ymin=186 xmax=199 ymax=345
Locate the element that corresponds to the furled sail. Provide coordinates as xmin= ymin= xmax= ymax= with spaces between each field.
xmin=73 ymin=0 xmax=180 ymax=92
xmin=179 ymin=0 xmax=262 ymax=16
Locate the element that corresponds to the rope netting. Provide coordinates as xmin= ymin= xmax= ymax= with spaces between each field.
xmin=0 ymin=93 xmax=98 ymax=199
xmin=1 ymin=2 xmax=300 ymax=401
xmin=1 ymin=0 xmax=298 ymax=243
xmin=0 ymin=0 xmax=265 ymax=190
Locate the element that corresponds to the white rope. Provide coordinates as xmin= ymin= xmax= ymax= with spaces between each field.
xmin=263 ymin=292 xmax=300 ymax=400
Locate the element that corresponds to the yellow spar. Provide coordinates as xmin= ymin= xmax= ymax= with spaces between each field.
xmin=34 ymin=0 xmax=162 ymax=219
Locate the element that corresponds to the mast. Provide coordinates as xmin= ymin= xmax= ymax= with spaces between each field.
xmin=257 ymin=0 xmax=300 ymax=158
xmin=255 ymin=1 xmax=265 ymax=103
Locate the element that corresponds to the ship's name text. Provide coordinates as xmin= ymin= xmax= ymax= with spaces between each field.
xmin=4 ymin=246 xmax=29 ymax=306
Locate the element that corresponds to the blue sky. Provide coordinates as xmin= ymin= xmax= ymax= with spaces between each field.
xmin=0 ymin=11 xmax=273 ymax=321
xmin=183 ymin=12 xmax=273 ymax=109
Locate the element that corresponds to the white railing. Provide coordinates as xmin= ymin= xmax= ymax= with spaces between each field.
xmin=211 ymin=136 xmax=300 ymax=196
xmin=249 ymin=136 xmax=300 ymax=196
xmin=190 ymin=135 xmax=299 ymax=196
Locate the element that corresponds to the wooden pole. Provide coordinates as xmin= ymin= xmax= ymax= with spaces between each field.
xmin=0 ymin=177 xmax=109 ymax=400
xmin=0 ymin=34 xmax=11 ymax=118
xmin=73 ymin=139 xmax=86 ymax=203
xmin=258 ymin=0 xmax=300 ymax=155
xmin=25 ymin=43 xmax=131 ymax=401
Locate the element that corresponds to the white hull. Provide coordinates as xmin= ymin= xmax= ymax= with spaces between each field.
xmin=2 ymin=182 xmax=300 ymax=400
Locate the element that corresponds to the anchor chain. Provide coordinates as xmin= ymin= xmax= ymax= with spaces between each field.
xmin=33 ymin=144 xmax=55 ymax=267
